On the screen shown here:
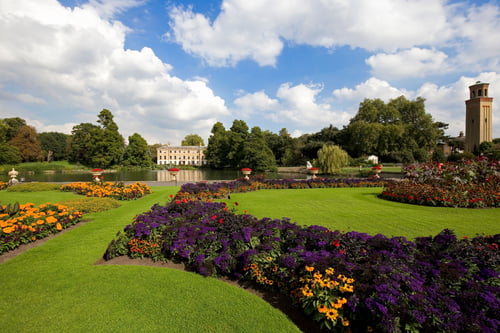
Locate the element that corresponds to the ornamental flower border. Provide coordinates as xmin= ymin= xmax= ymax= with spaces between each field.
xmin=380 ymin=157 xmax=500 ymax=208
xmin=60 ymin=181 xmax=152 ymax=200
xmin=1 ymin=202 xmax=83 ymax=254
xmin=104 ymin=177 xmax=500 ymax=332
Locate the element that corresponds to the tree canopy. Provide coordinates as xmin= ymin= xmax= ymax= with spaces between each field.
xmin=182 ymin=134 xmax=204 ymax=146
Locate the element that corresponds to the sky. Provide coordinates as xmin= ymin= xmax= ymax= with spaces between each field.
xmin=1 ymin=0 xmax=500 ymax=146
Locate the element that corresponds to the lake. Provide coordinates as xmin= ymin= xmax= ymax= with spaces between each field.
xmin=1 ymin=169 xmax=308 ymax=183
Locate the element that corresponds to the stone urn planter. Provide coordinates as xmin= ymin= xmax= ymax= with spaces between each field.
xmin=168 ymin=168 xmax=180 ymax=183
xmin=8 ymin=168 xmax=19 ymax=185
xmin=371 ymin=165 xmax=382 ymax=178
xmin=91 ymin=168 xmax=104 ymax=182
xmin=241 ymin=168 xmax=252 ymax=180
xmin=308 ymin=167 xmax=319 ymax=179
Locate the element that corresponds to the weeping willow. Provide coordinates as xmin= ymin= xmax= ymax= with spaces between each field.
xmin=317 ymin=144 xmax=350 ymax=174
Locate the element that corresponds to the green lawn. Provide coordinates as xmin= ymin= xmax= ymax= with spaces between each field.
xmin=0 ymin=187 xmax=300 ymax=333
xmin=226 ymin=187 xmax=500 ymax=239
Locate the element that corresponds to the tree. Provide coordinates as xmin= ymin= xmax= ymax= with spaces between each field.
xmin=91 ymin=109 xmax=124 ymax=168
xmin=205 ymin=122 xmax=229 ymax=168
xmin=68 ymin=123 xmax=100 ymax=166
xmin=182 ymin=134 xmax=204 ymax=146
xmin=3 ymin=117 xmax=27 ymax=141
xmin=240 ymin=126 xmax=277 ymax=171
xmin=149 ymin=143 xmax=162 ymax=164
xmin=317 ymin=144 xmax=350 ymax=174
xmin=226 ymin=120 xmax=250 ymax=168
xmin=122 ymin=133 xmax=152 ymax=167
xmin=8 ymin=125 xmax=43 ymax=162
xmin=38 ymin=132 xmax=70 ymax=161
xmin=0 ymin=144 xmax=21 ymax=164
xmin=339 ymin=96 xmax=440 ymax=162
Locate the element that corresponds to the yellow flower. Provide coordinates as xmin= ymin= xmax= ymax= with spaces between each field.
xmin=325 ymin=309 xmax=338 ymax=321
xmin=305 ymin=265 xmax=314 ymax=272
xmin=317 ymin=304 xmax=328 ymax=313
xmin=325 ymin=267 xmax=335 ymax=275
xmin=341 ymin=318 xmax=350 ymax=326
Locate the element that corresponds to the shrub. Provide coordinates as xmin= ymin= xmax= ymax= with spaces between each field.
xmin=60 ymin=197 xmax=121 ymax=214
xmin=6 ymin=182 xmax=61 ymax=192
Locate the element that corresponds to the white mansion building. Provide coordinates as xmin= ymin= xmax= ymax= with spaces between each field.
xmin=156 ymin=145 xmax=207 ymax=166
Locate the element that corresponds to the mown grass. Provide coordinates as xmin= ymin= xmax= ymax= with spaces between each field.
xmin=226 ymin=187 xmax=500 ymax=239
xmin=0 ymin=187 xmax=300 ymax=333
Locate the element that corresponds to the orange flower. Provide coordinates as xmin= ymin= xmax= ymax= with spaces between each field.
xmin=305 ymin=265 xmax=314 ymax=272
xmin=56 ymin=223 xmax=63 ymax=231
xmin=46 ymin=216 xmax=58 ymax=224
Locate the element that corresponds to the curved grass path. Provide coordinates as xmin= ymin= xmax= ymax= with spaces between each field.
xmin=227 ymin=187 xmax=500 ymax=239
xmin=0 ymin=187 xmax=301 ymax=333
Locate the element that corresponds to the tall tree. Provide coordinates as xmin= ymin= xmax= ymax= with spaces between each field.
xmin=205 ymin=122 xmax=229 ymax=168
xmin=339 ymin=96 xmax=440 ymax=162
xmin=8 ymin=125 xmax=43 ymax=162
xmin=38 ymin=132 xmax=70 ymax=161
xmin=181 ymin=134 xmax=204 ymax=146
xmin=240 ymin=126 xmax=277 ymax=171
xmin=122 ymin=133 xmax=152 ymax=167
xmin=317 ymin=144 xmax=350 ymax=174
xmin=3 ymin=117 xmax=27 ymax=141
xmin=227 ymin=120 xmax=250 ymax=168
xmin=68 ymin=123 xmax=100 ymax=166
xmin=91 ymin=109 xmax=124 ymax=167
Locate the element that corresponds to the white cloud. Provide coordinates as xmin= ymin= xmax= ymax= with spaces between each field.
xmin=366 ymin=48 xmax=450 ymax=80
xmin=233 ymin=83 xmax=351 ymax=132
xmin=0 ymin=0 xmax=228 ymax=144
xmin=168 ymin=0 xmax=450 ymax=67
xmin=332 ymin=78 xmax=410 ymax=102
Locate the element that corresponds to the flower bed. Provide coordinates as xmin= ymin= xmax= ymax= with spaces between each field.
xmin=1 ymin=202 xmax=83 ymax=254
xmin=60 ymin=182 xmax=152 ymax=200
xmin=104 ymin=199 xmax=500 ymax=332
xmin=380 ymin=157 xmax=500 ymax=208
xmin=175 ymin=176 xmax=387 ymax=201
xmin=0 ymin=181 xmax=8 ymax=190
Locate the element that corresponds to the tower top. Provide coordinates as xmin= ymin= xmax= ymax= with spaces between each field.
xmin=468 ymin=81 xmax=490 ymax=99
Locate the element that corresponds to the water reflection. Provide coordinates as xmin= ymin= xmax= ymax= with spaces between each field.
xmin=0 ymin=169 xmax=308 ymax=183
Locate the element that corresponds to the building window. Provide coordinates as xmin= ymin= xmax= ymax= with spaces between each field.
xmin=478 ymin=89 xmax=482 ymax=96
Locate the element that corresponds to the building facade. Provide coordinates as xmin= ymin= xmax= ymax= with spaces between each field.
xmin=465 ymin=81 xmax=493 ymax=153
xmin=157 ymin=145 xmax=207 ymax=166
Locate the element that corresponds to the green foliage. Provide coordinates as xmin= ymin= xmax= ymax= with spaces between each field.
xmin=3 ymin=117 xmax=27 ymax=141
xmin=6 ymin=182 xmax=61 ymax=192
xmin=181 ymin=134 xmax=204 ymax=146
xmin=38 ymin=132 xmax=70 ymax=161
xmin=68 ymin=109 xmax=124 ymax=168
xmin=205 ymin=122 xmax=229 ymax=168
xmin=0 ymin=201 xmax=20 ymax=215
xmin=240 ymin=127 xmax=277 ymax=171
xmin=317 ymin=144 xmax=350 ymax=174
xmin=8 ymin=125 xmax=44 ymax=162
xmin=339 ymin=96 xmax=441 ymax=162
xmin=60 ymin=197 xmax=121 ymax=213
xmin=122 ymin=133 xmax=152 ymax=168
xmin=0 ymin=143 xmax=21 ymax=164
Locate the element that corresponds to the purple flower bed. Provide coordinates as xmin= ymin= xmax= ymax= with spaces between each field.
xmin=104 ymin=199 xmax=500 ymax=332
xmin=176 ymin=176 xmax=388 ymax=201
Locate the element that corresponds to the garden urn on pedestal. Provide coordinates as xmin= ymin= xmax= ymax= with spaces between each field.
xmin=91 ymin=168 xmax=104 ymax=182
xmin=308 ymin=167 xmax=319 ymax=179
xmin=168 ymin=167 xmax=180 ymax=184
xmin=8 ymin=168 xmax=19 ymax=185
xmin=241 ymin=168 xmax=252 ymax=180
xmin=371 ymin=165 xmax=382 ymax=178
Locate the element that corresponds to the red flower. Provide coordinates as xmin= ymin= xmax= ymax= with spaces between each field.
xmin=91 ymin=168 xmax=104 ymax=172
xmin=219 ymin=219 xmax=224 ymax=224
xmin=332 ymin=240 xmax=340 ymax=247
xmin=308 ymin=167 xmax=319 ymax=170
xmin=234 ymin=202 xmax=239 ymax=206
xmin=168 ymin=167 xmax=180 ymax=172
xmin=169 ymin=194 xmax=173 ymax=198
xmin=241 ymin=168 xmax=252 ymax=172
xmin=175 ymin=200 xmax=180 ymax=204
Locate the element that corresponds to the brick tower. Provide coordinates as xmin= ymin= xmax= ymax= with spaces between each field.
xmin=465 ymin=81 xmax=493 ymax=153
